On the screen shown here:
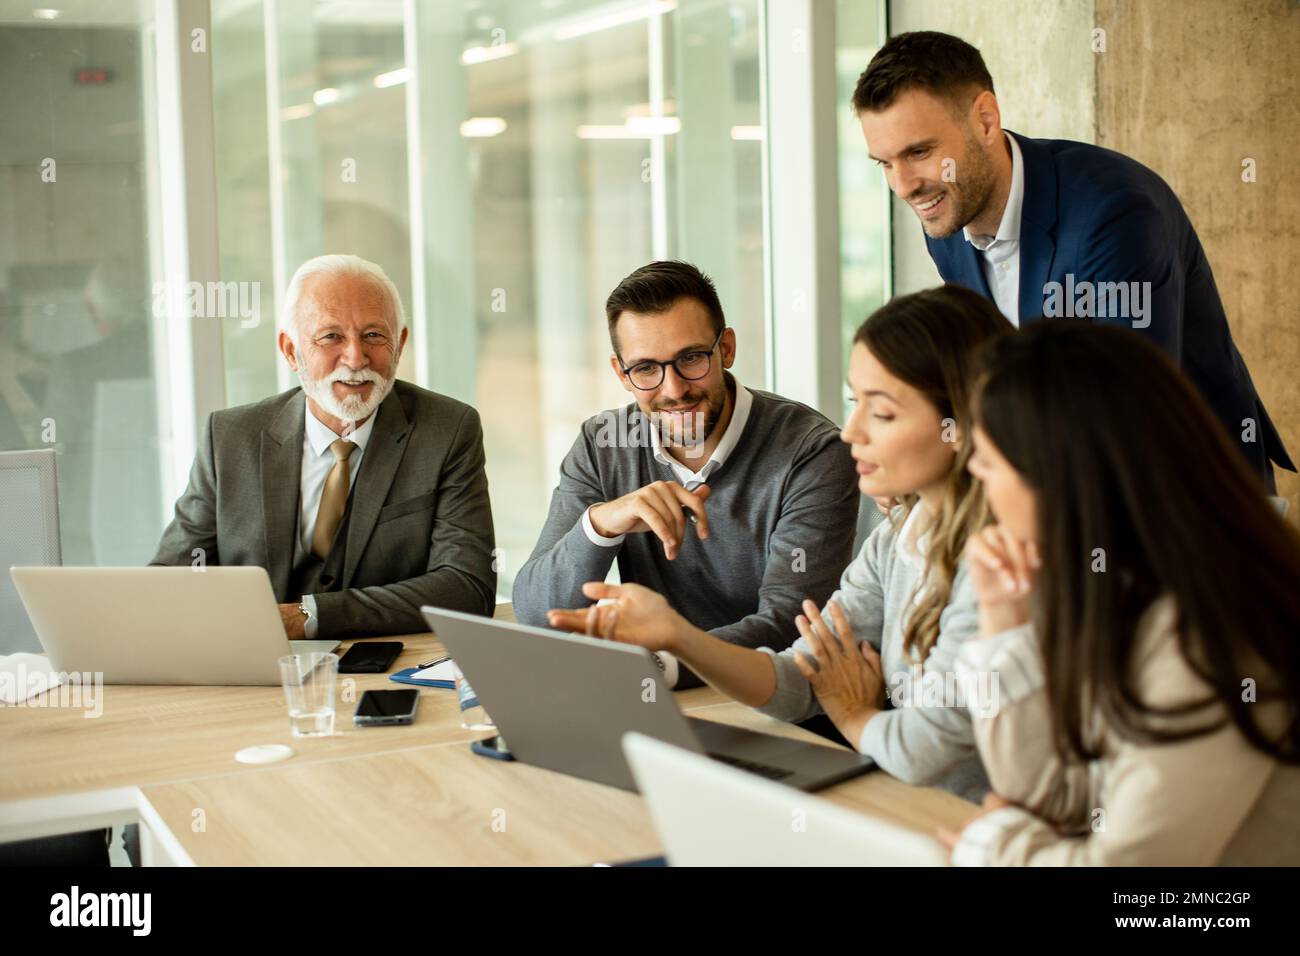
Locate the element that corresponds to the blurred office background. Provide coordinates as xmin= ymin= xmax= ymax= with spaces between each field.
xmin=1 ymin=0 xmax=1295 ymax=597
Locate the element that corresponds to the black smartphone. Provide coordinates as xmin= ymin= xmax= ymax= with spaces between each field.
xmin=338 ymin=641 xmax=403 ymax=674
xmin=354 ymin=688 xmax=420 ymax=726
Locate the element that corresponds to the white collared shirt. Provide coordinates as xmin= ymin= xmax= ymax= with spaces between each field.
xmin=580 ymin=376 xmax=753 ymax=548
xmin=297 ymin=403 xmax=377 ymax=636
xmin=962 ymin=131 xmax=1024 ymax=326
xmin=649 ymin=375 xmax=753 ymax=486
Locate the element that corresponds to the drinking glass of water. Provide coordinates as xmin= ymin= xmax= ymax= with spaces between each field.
xmin=278 ymin=652 xmax=339 ymax=737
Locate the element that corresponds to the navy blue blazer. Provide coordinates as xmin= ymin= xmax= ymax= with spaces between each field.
xmin=925 ymin=130 xmax=1293 ymax=481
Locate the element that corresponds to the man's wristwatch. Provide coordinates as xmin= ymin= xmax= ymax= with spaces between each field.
xmin=651 ymin=652 xmax=666 ymax=672
xmin=297 ymin=602 xmax=313 ymax=625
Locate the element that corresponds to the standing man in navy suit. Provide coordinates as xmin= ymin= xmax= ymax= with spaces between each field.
xmin=852 ymin=31 xmax=1292 ymax=488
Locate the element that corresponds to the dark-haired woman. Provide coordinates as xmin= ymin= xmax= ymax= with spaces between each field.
xmin=945 ymin=320 xmax=1300 ymax=864
xmin=549 ymin=285 xmax=1013 ymax=801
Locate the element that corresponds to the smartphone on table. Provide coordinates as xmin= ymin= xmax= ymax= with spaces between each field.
xmin=354 ymin=688 xmax=420 ymax=727
xmin=337 ymin=641 xmax=403 ymax=674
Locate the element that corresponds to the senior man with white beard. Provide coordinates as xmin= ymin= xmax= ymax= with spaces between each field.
xmin=151 ymin=254 xmax=496 ymax=638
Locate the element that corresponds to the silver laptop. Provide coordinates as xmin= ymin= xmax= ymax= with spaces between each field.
xmin=9 ymin=566 xmax=338 ymax=684
xmin=423 ymin=607 xmax=873 ymax=792
xmin=623 ymin=732 xmax=948 ymax=866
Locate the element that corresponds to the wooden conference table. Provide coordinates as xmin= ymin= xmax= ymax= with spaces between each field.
xmin=0 ymin=604 xmax=977 ymax=865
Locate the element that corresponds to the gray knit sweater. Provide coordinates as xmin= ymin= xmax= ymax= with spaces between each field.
xmin=511 ymin=379 xmax=860 ymax=688
xmin=756 ymin=503 xmax=990 ymax=802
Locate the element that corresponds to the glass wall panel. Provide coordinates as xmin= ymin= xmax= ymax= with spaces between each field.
xmin=0 ymin=3 xmax=163 ymax=565
xmin=213 ymin=0 xmax=766 ymax=595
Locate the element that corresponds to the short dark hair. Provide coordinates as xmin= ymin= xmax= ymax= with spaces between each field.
xmin=852 ymin=31 xmax=993 ymax=115
xmin=605 ymin=260 xmax=725 ymax=351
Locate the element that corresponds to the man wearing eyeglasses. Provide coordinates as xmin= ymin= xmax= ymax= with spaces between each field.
xmin=513 ymin=260 xmax=859 ymax=688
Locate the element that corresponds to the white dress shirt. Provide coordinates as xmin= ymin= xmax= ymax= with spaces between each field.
xmin=579 ymin=378 xmax=754 ymax=686
xmin=297 ymin=405 xmax=376 ymax=637
xmin=962 ymin=131 xmax=1025 ymax=326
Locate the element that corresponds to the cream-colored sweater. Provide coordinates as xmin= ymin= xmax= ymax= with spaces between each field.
xmin=950 ymin=596 xmax=1300 ymax=865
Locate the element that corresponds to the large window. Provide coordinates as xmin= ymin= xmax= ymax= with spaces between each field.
xmin=835 ymin=0 xmax=889 ymax=404
xmin=1 ymin=0 xmax=889 ymax=598
xmin=211 ymin=0 xmax=766 ymax=593
xmin=0 ymin=4 xmax=164 ymax=565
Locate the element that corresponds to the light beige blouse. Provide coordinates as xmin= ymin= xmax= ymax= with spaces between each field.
xmin=951 ymin=596 xmax=1300 ymax=865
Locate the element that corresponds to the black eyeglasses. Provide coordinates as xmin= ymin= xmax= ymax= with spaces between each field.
xmin=617 ymin=330 xmax=724 ymax=391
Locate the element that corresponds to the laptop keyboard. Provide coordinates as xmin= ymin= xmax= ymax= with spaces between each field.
xmin=707 ymin=752 xmax=795 ymax=781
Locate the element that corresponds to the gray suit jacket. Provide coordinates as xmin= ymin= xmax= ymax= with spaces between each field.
xmin=151 ymin=381 xmax=496 ymax=637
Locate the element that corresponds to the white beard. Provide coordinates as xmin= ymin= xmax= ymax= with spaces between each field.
xmin=299 ymin=365 xmax=393 ymax=427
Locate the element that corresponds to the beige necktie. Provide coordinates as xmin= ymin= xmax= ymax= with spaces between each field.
xmin=312 ymin=439 xmax=356 ymax=559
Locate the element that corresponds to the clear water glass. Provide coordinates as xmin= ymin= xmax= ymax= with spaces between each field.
xmin=278 ymin=652 xmax=338 ymax=737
